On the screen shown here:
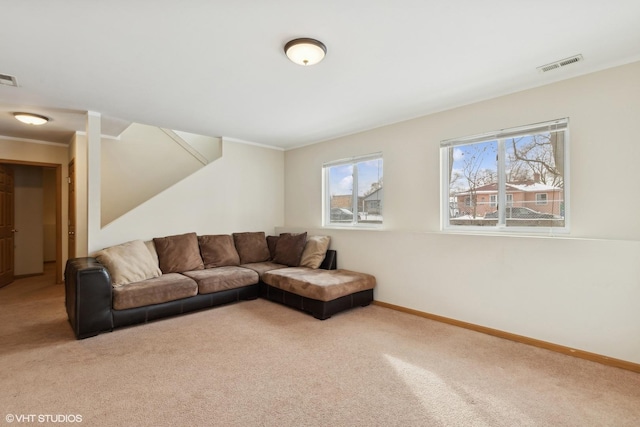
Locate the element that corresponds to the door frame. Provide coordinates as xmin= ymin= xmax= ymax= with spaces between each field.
xmin=68 ymin=159 xmax=75 ymax=260
xmin=0 ymin=159 xmax=63 ymax=284
xmin=0 ymin=164 xmax=15 ymax=287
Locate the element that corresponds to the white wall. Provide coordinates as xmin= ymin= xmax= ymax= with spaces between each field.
xmin=90 ymin=139 xmax=284 ymax=252
xmin=282 ymin=61 xmax=640 ymax=364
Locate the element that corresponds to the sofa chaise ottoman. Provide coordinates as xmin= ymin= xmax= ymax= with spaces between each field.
xmin=261 ymin=266 xmax=376 ymax=320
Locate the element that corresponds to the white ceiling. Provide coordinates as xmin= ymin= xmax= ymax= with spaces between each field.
xmin=1 ymin=1 xmax=639 ymax=149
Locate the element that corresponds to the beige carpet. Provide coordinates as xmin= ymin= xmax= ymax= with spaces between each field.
xmin=1 ymin=266 xmax=639 ymax=427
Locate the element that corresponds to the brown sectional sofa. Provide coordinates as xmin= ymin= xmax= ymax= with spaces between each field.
xmin=65 ymin=231 xmax=376 ymax=339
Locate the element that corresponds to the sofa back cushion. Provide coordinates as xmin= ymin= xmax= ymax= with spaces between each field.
xmin=266 ymin=235 xmax=279 ymax=260
xmin=233 ymin=232 xmax=270 ymax=264
xmin=273 ymin=232 xmax=307 ymax=267
xmin=299 ymin=235 xmax=331 ymax=269
xmin=153 ymin=232 xmax=204 ymax=273
xmin=198 ymin=234 xmax=241 ymax=268
xmin=95 ymin=239 xmax=162 ymax=287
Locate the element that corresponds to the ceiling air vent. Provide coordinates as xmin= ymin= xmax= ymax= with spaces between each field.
xmin=0 ymin=73 xmax=18 ymax=87
xmin=537 ymin=54 xmax=584 ymax=73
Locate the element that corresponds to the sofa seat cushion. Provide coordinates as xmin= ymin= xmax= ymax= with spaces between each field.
xmin=240 ymin=262 xmax=287 ymax=279
xmin=182 ymin=266 xmax=259 ymax=295
xmin=113 ymin=273 xmax=198 ymax=310
xmin=262 ymin=268 xmax=376 ymax=302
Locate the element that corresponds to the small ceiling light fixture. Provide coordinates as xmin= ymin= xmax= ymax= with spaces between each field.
xmin=284 ymin=38 xmax=327 ymax=66
xmin=13 ymin=112 xmax=49 ymax=126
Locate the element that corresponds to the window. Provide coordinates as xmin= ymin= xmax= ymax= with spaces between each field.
xmin=493 ymin=194 xmax=513 ymax=207
xmin=442 ymin=118 xmax=568 ymax=232
xmin=324 ymin=153 xmax=383 ymax=226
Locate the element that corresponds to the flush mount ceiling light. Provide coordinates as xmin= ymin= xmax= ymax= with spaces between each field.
xmin=284 ymin=38 xmax=327 ymax=66
xmin=13 ymin=112 xmax=49 ymax=125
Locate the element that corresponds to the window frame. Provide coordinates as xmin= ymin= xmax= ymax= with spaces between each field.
xmin=441 ymin=118 xmax=569 ymax=234
xmin=536 ymin=193 xmax=548 ymax=205
xmin=323 ymin=152 xmax=383 ymax=228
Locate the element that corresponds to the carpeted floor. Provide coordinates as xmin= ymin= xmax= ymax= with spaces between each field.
xmin=1 ymin=265 xmax=639 ymax=426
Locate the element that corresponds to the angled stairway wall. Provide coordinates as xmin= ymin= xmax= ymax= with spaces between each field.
xmin=100 ymin=122 xmax=221 ymax=226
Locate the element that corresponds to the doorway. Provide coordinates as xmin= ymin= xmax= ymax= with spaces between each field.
xmin=0 ymin=160 xmax=63 ymax=284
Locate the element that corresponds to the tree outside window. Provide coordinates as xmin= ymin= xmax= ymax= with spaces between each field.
xmin=442 ymin=119 xmax=568 ymax=231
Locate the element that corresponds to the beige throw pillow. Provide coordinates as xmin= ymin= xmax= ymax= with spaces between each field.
xmin=95 ymin=240 xmax=162 ymax=287
xmin=299 ymin=235 xmax=331 ymax=269
xmin=144 ymin=240 xmax=159 ymax=265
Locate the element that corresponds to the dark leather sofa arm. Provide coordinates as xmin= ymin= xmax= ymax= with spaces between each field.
xmin=64 ymin=257 xmax=114 ymax=339
xmin=319 ymin=249 xmax=337 ymax=270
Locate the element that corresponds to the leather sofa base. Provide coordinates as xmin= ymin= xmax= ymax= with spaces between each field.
xmin=112 ymin=284 xmax=259 ymax=328
xmin=260 ymin=282 xmax=373 ymax=320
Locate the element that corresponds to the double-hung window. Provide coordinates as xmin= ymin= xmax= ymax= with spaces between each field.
xmin=441 ymin=118 xmax=568 ymax=232
xmin=490 ymin=194 xmax=512 ymax=207
xmin=323 ymin=153 xmax=383 ymax=226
